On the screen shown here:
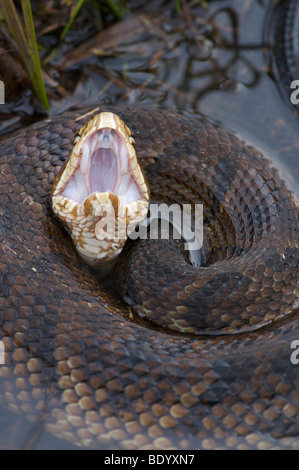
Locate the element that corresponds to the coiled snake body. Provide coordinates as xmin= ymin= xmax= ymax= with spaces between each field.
xmin=0 ymin=107 xmax=299 ymax=449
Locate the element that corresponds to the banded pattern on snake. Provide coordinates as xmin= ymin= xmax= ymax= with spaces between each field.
xmin=0 ymin=107 xmax=299 ymax=449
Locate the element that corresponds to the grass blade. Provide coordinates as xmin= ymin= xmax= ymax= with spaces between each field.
xmin=175 ymin=0 xmax=182 ymax=13
xmin=105 ymin=0 xmax=127 ymax=19
xmin=21 ymin=0 xmax=49 ymax=109
xmin=1 ymin=0 xmax=49 ymax=110
xmin=1 ymin=0 xmax=31 ymax=67
xmin=60 ymin=0 xmax=85 ymax=40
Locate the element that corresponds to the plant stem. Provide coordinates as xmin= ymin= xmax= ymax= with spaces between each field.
xmin=60 ymin=0 xmax=85 ymax=40
xmin=1 ymin=0 xmax=49 ymax=110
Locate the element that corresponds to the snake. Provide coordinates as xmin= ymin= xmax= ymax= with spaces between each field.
xmin=0 ymin=105 xmax=299 ymax=450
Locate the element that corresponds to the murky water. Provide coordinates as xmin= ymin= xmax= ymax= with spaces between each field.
xmin=1 ymin=0 xmax=299 ymax=450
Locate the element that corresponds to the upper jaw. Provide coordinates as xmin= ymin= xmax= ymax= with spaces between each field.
xmin=51 ymin=112 xmax=150 ymax=265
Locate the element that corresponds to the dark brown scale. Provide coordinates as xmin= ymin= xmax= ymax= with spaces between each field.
xmin=0 ymin=107 xmax=299 ymax=449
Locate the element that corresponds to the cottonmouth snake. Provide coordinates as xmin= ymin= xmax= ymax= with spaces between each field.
xmin=0 ymin=107 xmax=299 ymax=449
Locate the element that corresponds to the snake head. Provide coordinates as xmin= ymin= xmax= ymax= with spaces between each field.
xmin=51 ymin=112 xmax=149 ymax=266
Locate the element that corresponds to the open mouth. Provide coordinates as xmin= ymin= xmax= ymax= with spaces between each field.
xmin=59 ymin=123 xmax=148 ymax=206
xmin=51 ymin=112 xmax=150 ymax=265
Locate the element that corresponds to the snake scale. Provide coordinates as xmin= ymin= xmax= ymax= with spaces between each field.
xmin=0 ymin=106 xmax=299 ymax=449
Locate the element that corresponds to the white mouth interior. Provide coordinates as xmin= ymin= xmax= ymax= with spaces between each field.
xmin=61 ymin=128 xmax=143 ymax=205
